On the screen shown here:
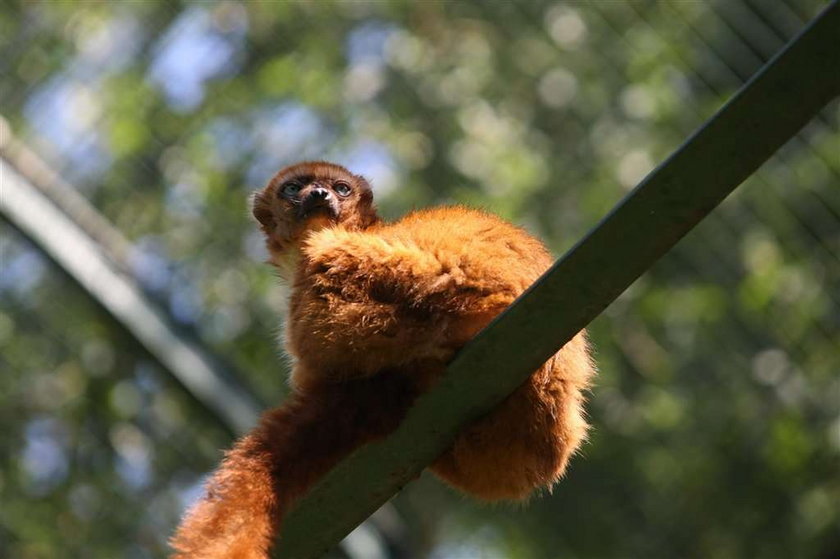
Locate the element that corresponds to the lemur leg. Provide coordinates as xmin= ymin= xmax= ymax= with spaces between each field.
xmin=431 ymin=333 xmax=594 ymax=501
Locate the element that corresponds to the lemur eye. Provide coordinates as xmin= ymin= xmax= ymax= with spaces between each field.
xmin=281 ymin=182 xmax=301 ymax=197
xmin=334 ymin=181 xmax=352 ymax=197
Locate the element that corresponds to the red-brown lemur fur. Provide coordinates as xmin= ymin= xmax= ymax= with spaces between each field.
xmin=170 ymin=162 xmax=595 ymax=558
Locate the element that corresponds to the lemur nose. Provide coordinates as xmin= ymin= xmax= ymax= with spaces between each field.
xmin=311 ymin=187 xmax=330 ymax=199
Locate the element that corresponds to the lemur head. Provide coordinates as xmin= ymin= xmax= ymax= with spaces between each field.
xmin=253 ymin=161 xmax=381 ymax=268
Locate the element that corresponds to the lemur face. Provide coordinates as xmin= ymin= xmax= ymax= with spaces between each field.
xmin=252 ymin=161 xmax=379 ymax=257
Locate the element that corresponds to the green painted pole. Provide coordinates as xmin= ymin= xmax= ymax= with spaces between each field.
xmin=275 ymin=2 xmax=840 ymax=557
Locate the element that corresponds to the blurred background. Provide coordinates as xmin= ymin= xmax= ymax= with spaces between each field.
xmin=1 ymin=1 xmax=838 ymax=558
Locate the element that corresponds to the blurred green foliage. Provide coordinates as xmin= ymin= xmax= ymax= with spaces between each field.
xmin=1 ymin=1 xmax=838 ymax=558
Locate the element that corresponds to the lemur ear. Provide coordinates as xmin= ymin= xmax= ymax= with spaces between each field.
xmin=354 ymin=176 xmax=375 ymax=207
xmin=358 ymin=183 xmax=373 ymax=205
xmin=354 ymin=177 xmax=381 ymax=229
xmin=252 ymin=192 xmax=276 ymax=231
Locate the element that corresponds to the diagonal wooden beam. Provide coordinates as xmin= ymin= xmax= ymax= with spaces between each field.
xmin=274 ymin=2 xmax=840 ymax=557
